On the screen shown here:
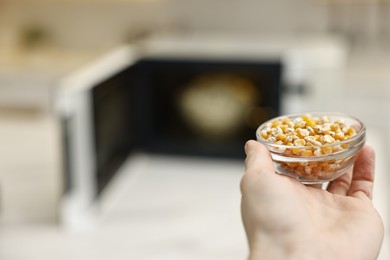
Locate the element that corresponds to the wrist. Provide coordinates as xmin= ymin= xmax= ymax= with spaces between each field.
xmin=247 ymin=233 xmax=326 ymax=260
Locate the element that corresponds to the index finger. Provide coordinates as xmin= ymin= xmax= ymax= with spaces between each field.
xmin=347 ymin=145 xmax=376 ymax=200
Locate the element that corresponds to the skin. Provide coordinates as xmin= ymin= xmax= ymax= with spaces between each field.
xmin=241 ymin=140 xmax=384 ymax=260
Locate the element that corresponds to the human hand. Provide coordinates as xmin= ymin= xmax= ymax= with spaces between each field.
xmin=240 ymin=140 xmax=384 ymax=260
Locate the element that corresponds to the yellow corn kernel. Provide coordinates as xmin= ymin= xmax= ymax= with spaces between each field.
xmin=267 ymin=136 xmax=277 ymax=142
xmin=284 ymin=135 xmax=294 ymax=143
xmin=277 ymin=134 xmax=287 ymax=142
xmin=281 ymin=117 xmax=291 ymax=124
xmin=294 ymin=139 xmax=306 ymax=146
xmin=314 ymin=148 xmax=322 ymax=157
xmin=346 ymin=127 xmax=356 ymax=136
xmin=312 ymin=117 xmax=321 ymax=125
xmin=271 ymin=120 xmax=281 ymax=127
xmin=306 ymin=126 xmax=315 ymax=135
xmin=279 ymin=124 xmax=288 ymax=132
xmin=322 ymin=135 xmax=335 ymax=143
xmin=322 ymin=146 xmax=333 ymax=155
xmin=260 ymin=130 xmax=268 ymax=139
xmin=320 ymin=162 xmax=329 ymax=168
xmin=335 ymin=131 xmax=345 ymax=141
xmin=297 ymin=128 xmax=309 ymax=138
xmin=301 ymin=149 xmax=313 ymax=157
xmin=305 ymin=136 xmax=316 ymax=143
xmin=335 ymin=119 xmax=345 ymax=127
xmin=292 ymin=147 xmax=302 ymax=155
xmin=332 ymin=145 xmax=343 ymax=153
xmin=323 ymin=164 xmax=337 ymax=173
xmin=311 ymin=166 xmax=321 ymax=175
xmin=304 ymin=166 xmax=312 ymax=174
xmin=321 ymin=116 xmax=330 ymax=123
xmin=330 ymin=123 xmax=340 ymax=131
xmin=314 ymin=125 xmax=323 ymax=134
xmin=312 ymin=140 xmax=323 ymax=146
xmin=294 ymin=121 xmax=306 ymax=129
xmin=287 ymin=162 xmax=298 ymax=168
xmin=301 ymin=114 xmax=316 ymax=127
xmin=285 ymin=128 xmax=295 ymax=134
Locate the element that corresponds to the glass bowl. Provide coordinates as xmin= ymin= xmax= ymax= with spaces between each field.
xmin=256 ymin=112 xmax=366 ymax=184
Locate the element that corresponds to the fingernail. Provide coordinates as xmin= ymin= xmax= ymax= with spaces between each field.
xmin=245 ymin=140 xmax=254 ymax=154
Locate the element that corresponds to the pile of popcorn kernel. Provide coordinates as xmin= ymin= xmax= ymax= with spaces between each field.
xmin=259 ymin=114 xmax=357 ymax=177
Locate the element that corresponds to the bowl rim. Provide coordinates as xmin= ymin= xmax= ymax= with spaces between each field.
xmin=256 ymin=112 xmax=366 ymax=149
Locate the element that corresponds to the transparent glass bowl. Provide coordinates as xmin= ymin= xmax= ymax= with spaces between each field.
xmin=256 ymin=112 xmax=366 ymax=184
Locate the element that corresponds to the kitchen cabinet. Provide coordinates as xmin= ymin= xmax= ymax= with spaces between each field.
xmin=0 ymin=47 xmax=107 ymax=110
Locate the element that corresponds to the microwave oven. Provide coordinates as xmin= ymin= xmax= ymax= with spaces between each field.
xmin=55 ymin=45 xmax=282 ymax=228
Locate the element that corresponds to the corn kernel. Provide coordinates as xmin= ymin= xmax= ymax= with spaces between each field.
xmin=277 ymin=134 xmax=287 ymax=142
xmin=335 ymin=131 xmax=345 ymax=141
xmin=321 ymin=116 xmax=330 ymax=123
xmin=292 ymin=148 xmax=302 ymax=155
xmin=260 ymin=130 xmax=268 ymax=139
xmin=267 ymin=136 xmax=277 ymax=142
xmin=280 ymin=124 xmax=288 ymax=132
xmin=294 ymin=121 xmax=306 ymax=128
xmin=320 ymin=162 xmax=329 ymax=168
xmin=330 ymin=124 xmax=340 ymax=131
xmin=312 ymin=117 xmax=320 ymax=124
xmin=298 ymin=161 xmax=308 ymax=166
xmin=287 ymin=162 xmax=298 ymax=168
xmin=296 ymin=166 xmax=304 ymax=172
xmin=346 ymin=127 xmax=356 ymax=136
xmin=285 ymin=127 xmax=295 ymax=133
xmin=304 ymin=166 xmax=312 ymax=174
xmin=301 ymin=114 xmax=316 ymax=127
xmin=306 ymin=126 xmax=315 ymax=135
xmin=271 ymin=120 xmax=281 ymax=127
xmin=314 ymin=125 xmax=323 ymax=134
xmin=285 ymin=135 xmax=293 ymax=143
xmin=301 ymin=149 xmax=313 ymax=157
xmin=294 ymin=139 xmax=306 ymax=146
xmin=305 ymin=136 xmax=316 ymax=143
xmin=271 ymin=126 xmax=283 ymax=135
xmin=297 ymin=128 xmax=309 ymax=137
xmin=314 ymin=148 xmax=322 ymax=157
xmin=281 ymin=117 xmax=291 ymax=123
xmin=323 ymin=164 xmax=337 ymax=173
xmin=322 ymin=146 xmax=333 ymax=155
xmin=322 ymin=135 xmax=335 ymax=143
xmin=311 ymin=166 xmax=321 ymax=175
xmin=312 ymin=140 xmax=322 ymax=146
xmin=332 ymin=145 xmax=343 ymax=153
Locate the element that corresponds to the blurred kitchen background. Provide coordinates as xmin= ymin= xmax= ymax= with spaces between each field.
xmin=0 ymin=0 xmax=390 ymax=259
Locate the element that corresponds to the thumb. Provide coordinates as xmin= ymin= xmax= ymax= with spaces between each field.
xmin=241 ymin=140 xmax=276 ymax=192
